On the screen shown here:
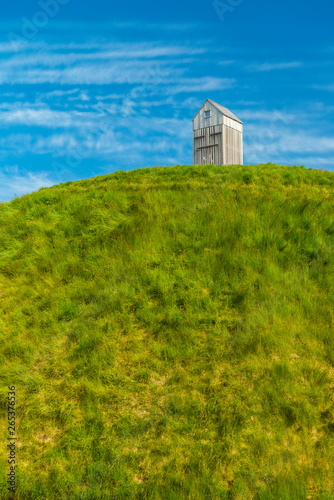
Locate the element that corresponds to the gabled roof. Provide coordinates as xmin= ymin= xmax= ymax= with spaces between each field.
xmin=192 ymin=99 xmax=243 ymax=124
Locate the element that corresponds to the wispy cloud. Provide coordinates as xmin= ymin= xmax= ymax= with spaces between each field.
xmin=313 ymin=84 xmax=334 ymax=92
xmin=0 ymin=40 xmax=209 ymax=86
xmin=2 ymin=43 xmax=206 ymax=66
xmin=245 ymin=123 xmax=334 ymax=166
xmin=279 ymin=133 xmax=334 ymax=154
xmin=290 ymin=156 xmax=334 ymax=168
xmin=0 ymin=113 xmax=192 ymax=158
xmin=237 ymin=109 xmax=295 ymax=122
xmin=0 ymin=104 xmax=96 ymax=128
xmin=0 ymin=133 xmax=79 ymax=155
xmin=0 ymin=63 xmax=176 ymax=85
xmin=163 ymin=77 xmax=235 ymax=94
xmin=0 ymin=167 xmax=55 ymax=201
xmin=247 ymin=61 xmax=303 ymax=72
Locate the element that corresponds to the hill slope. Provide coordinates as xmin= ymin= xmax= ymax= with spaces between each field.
xmin=0 ymin=164 xmax=334 ymax=499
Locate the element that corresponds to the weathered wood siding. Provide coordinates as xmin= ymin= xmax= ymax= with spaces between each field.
xmin=193 ymin=124 xmax=223 ymax=165
xmin=193 ymin=100 xmax=243 ymax=166
xmin=193 ymin=101 xmax=224 ymax=130
xmin=223 ymin=120 xmax=243 ymax=165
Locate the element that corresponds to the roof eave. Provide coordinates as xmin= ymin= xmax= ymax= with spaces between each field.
xmin=208 ymin=99 xmax=243 ymax=124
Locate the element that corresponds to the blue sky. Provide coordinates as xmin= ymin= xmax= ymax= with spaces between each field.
xmin=0 ymin=0 xmax=333 ymax=201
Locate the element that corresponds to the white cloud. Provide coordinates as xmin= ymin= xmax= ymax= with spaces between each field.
xmin=245 ymin=122 xmax=334 ymax=167
xmin=0 ymin=133 xmax=78 ymax=155
xmin=0 ymin=22 xmax=204 ymax=52
xmin=1 ymin=44 xmax=206 ymax=69
xmin=0 ymin=61 xmax=180 ymax=86
xmin=94 ymin=93 xmax=124 ymax=101
xmin=217 ymin=60 xmax=235 ymax=66
xmin=41 ymin=89 xmax=80 ymax=99
xmin=0 ymin=41 xmax=208 ymax=86
xmin=313 ymin=84 xmax=334 ymax=92
xmin=0 ymin=111 xmax=193 ymax=163
xmin=0 ymin=169 xmax=55 ymax=201
xmin=280 ymin=134 xmax=334 ymax=154
xmin=291 ymin=156 xmax=334 ymax=168
xmin=164 ymin=77 xmax=235 ymax=94
xmin=0 ymin=103 xmax=97 ymax=128
xmin=247 ymin=62 xmax=303 ymax=72
xmin=237 ymin=109 xmax=295 ymax=122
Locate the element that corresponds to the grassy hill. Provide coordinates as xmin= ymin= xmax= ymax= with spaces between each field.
xmin=0 ymin=163 xmax=334 ymax=499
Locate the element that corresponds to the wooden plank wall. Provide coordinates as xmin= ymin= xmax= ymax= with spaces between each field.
xmin=193 ymin=124 xmax=242 ymax=166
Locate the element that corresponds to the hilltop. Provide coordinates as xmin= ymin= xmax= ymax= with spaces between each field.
xmin=0 ymin=163 xmax=334 ymax=499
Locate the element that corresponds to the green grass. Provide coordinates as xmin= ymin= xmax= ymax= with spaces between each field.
xmin=0 ymin=163 xmax=333 ymax=499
